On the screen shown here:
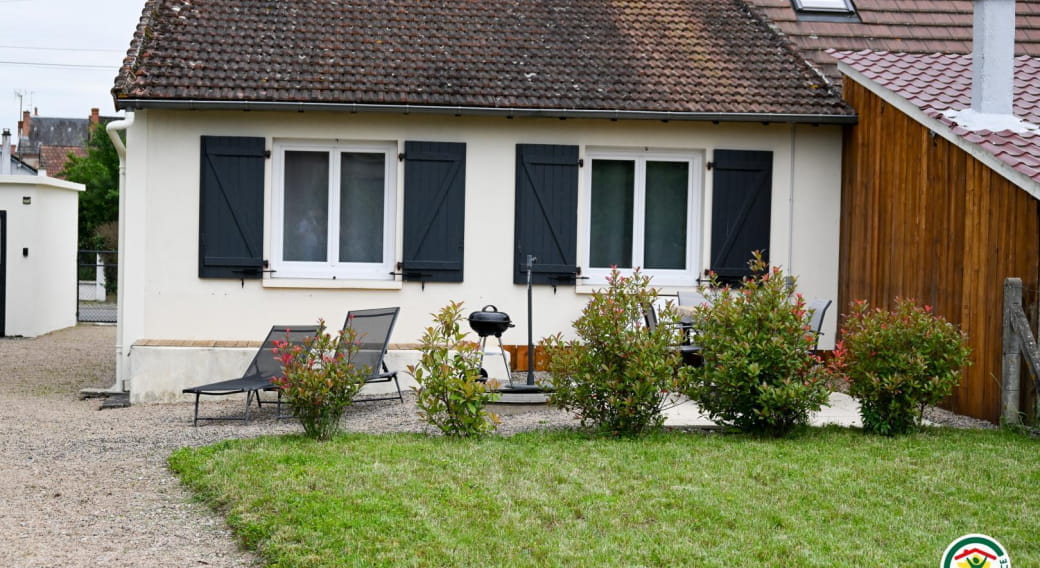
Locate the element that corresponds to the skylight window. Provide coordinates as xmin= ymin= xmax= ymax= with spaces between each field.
xmin=792 ymin=0 xmax=856 ymax=13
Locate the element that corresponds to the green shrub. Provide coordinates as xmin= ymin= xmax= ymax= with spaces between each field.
xmin=682 ymin=256 xmax=830 ymax=436
xmin=272 ymin=321 xmax=369 ymax=440
xmin=541 ymin=268 xmax=683 ymax=436
xmin=410 ymin=301 xmax=500 ymax=437
xmin=830 ymin=298 xmax=971 ymax=436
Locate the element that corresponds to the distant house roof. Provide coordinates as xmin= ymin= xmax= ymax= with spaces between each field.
xmin=746 ymin=0 xmax=1040 ymax=86
xmin=832 ymin=50 xmax=1040 ymax=192
xmin=17 ymin=111 xmax=117 ymax=176
xmin=39 ymin=146 xmax=87 ymax=175
xmin=20 ymin=118 xmax=92 ymax=175
xmin=111 ymin=0 xmax=854 ymax=123
xmin=23 ymin=117 xmax=92 ymax=152
xmin=5 ymin=154 xmax=37 ymax=176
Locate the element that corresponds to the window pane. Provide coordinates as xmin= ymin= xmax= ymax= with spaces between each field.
xmin=283 ymin=151 xmax=329 ymax=262
xmin=339 ymin=153 xmax=386 ymax=263
xmin=590 ymin=160 xmax=634 ymax=268
xmin=644 ymin=161 xmax=688 ymax=270
xmin=794 ymin=0 xmax=853 ymax=12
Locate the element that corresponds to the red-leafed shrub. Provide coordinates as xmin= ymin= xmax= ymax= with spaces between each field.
xmin=830 ymin=298 xmax=970 ymax=436
xmin=273 ymin=320 xmax=368 ymax=440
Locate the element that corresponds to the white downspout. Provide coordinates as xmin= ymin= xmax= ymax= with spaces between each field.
xmin=106 ymin=112 xmax=134 ymax=392
xmin=787 ymin=124 xmax=797 ymax=273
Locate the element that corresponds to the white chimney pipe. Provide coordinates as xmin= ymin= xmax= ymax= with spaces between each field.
xmin=972 ymin=0 xmax=1016 ymax=116
xmin=1 ymin=129 xmax=11 ymax=176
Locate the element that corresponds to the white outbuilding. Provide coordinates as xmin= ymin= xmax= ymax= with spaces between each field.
xmin=0 ymin=174 xmax=83 ymax=337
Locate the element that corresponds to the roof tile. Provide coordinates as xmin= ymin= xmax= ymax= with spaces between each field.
xmin=744 ymin=0 xmax=1040 ymax=86
xmin=112 ymin=0 xmax=850 ymax=118
xmin=833 ymin=50 xmax=1040 ymax=186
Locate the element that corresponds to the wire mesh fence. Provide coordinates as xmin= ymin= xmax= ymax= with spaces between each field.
xmin=77 ymin=250 xmax=117 ymax=323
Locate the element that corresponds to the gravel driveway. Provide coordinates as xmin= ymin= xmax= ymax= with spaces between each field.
xmin=0 ymin=324 xmax=577 ymax=567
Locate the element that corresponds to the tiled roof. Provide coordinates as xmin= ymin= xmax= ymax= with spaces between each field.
xmin=745 ymin=0 xmax=1040 ymax=86
xmin=832 ymin=50 xmax=1040 ymax=186
xmin=111 ymin=0 xmax=852 ymax=121
xmin=39 ymin=146 xmax=87 ymax=177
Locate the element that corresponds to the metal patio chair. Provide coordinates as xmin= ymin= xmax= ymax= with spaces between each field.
xmin=182 ymin=325 xmax=319 ymax=425
xmin=806 ymin=298 xmax=833 ymax=351
xmin=643 ymin=302 xmax=702 ymax=366
xmin=342 ymin=307 xmax=404 ymax=403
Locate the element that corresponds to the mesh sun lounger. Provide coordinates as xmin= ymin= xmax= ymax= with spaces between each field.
xmin=343 ymin=307 xmax=403 ymax=403
xmin=182 ymin=325 xmax=319 ymax=425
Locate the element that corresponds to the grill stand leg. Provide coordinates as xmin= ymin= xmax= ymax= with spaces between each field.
xmin=476 ymin=334 xmax=511 ymax=387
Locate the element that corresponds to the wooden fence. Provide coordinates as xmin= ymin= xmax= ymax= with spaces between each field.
xmin=1002 ymin=278 xmax=1040 ymax=425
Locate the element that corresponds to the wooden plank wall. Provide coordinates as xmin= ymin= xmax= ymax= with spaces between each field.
xmin=840 ymin=80 xmax=1040 ymax=423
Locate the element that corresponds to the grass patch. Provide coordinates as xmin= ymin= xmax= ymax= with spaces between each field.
xmin=170 ymin=428 xmax=1039 ymax=567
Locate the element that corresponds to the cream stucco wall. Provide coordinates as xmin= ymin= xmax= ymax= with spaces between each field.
xmin=119 ymin=109 xmax=842 ymax=402
xmin=0 ymin=175 xmax=83 ymax=337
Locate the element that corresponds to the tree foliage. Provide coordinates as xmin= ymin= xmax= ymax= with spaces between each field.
xmin=60 ymin=123 xmax=121 ymax=249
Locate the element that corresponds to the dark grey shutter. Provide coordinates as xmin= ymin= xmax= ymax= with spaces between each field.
xmin=198 ymin=136 xmax=266 ymax=279
xmin=710 ymin=149 xmax=773 ymax=285
xmin=514 ymin=144 xmax=580 ymax=285
xmin=402 ymin=141 xmax=466 ymax=283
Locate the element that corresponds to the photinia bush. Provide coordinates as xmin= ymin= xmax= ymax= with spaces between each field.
xmin=541 ymin=268 xmax=683 ymax=436
xmin=682 ymin=254 xmax=830 ymax=436
xmin=830 ymin=298 xmax=971 ymax=436
xmin=410 ymin=301 xmax=501 ymax=437
xmin=272 ymin=320 xmax=369 ymax=441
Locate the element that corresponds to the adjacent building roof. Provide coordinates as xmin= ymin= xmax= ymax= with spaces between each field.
xmin=746 ymin=0 xmax=1040 ymax=86
xmin=4 ymin=155 xmax=37 ymax=176
xmin=111 ymin=0 xmax=853 ymax=122
xmin=832 ymin=50 xmax=1040 ymax=190
xmin=38 ymin=146 xmax=87 ymax=175
xmin=23 ymin=117 xmax=92 ymax=150
xmin=16 ymin=109 xmax=116 ymax=176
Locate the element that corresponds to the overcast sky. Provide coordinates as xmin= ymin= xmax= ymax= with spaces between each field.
xmin=0 ymin=0 xmax=144 ymax=135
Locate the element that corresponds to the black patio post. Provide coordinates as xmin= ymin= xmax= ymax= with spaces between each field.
xmin=526 ymin=254 xmax=536 ymax=386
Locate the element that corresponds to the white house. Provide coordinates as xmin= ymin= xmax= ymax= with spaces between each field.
xmin=110 ymin=0 xmax=854 ymax=402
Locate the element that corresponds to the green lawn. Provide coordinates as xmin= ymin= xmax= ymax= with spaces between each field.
xmin=169 ymin=428 xmax=1039 ymax=567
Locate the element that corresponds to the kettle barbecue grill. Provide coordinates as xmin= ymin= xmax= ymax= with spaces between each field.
xmin=468 ymin=305 xmax=513 ymax=382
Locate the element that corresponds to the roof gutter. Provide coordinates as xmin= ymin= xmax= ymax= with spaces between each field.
xmin=113 ymin=98 xmax=857 ymax=125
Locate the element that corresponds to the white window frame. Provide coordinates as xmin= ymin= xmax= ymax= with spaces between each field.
xmin=580 ymin=147 xmax=703 ymax=287
xmin=270 ymin=139 xmax=397 ymax=280
xmin=792 ymin=0 xmax=855 ymax=13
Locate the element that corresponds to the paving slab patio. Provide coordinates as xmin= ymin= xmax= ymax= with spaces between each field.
xmin=662 ymin=392 xmax=862 ymax=428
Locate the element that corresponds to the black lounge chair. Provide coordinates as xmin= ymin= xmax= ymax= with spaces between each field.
xmin=343 ymin=307 xmax=403 ymax=403
xmin=183 ymin=325 xmax=319 ymax=425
